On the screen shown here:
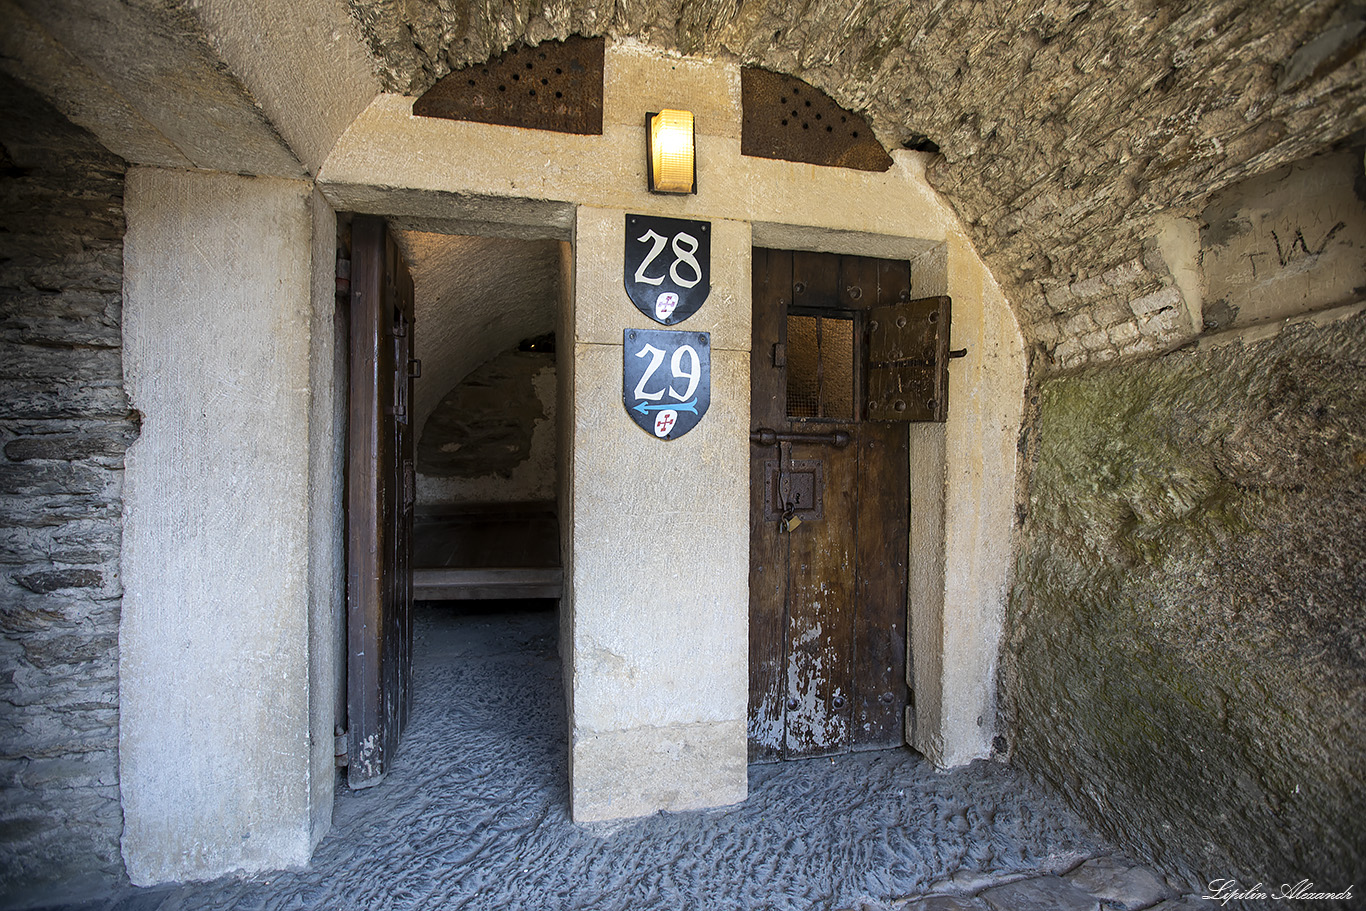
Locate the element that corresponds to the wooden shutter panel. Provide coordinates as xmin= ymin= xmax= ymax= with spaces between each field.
xmin=865 ymin=295 xmax=951 ymax=423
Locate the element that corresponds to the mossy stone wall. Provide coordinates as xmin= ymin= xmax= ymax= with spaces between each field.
xmin=1003 ymin=312 xmax=1366 ymax=893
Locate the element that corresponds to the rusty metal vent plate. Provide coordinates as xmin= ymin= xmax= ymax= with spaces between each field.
xmin=413 ymin=36 xmax=604 ymax=135
xmin=741 ymin=67 xmax=893 ymax=172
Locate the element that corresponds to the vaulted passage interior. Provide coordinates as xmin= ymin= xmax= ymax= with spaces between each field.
xmin=393 ymin=229 xmax=566 ymax=605
xmin=1 ymin=4 xmax=1362 ymax=908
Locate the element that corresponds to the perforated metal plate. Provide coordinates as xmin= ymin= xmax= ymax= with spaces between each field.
xmin=741 ymin=68 xmax=893 ymax=172
xmin=413 ymin=36 xmax=604 ymax=135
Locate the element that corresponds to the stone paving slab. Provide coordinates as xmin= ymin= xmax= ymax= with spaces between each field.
xmin=896 ymin=894 xmax=990 ymax=910
xmin=981 ymin=874 xmax=1100 ymax=911
xmin=42 ymin=606 xmax=1183 ymax=911
xmin=1066 ymin=854 xmax=1175 ymax=909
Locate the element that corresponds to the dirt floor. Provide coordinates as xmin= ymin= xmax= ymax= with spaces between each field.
xmin=56 ymin=604 xmax=1169 ymax=911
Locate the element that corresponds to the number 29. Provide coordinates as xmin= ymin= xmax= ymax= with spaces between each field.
xmin=632 ymin=343 xmax=702 ymax=402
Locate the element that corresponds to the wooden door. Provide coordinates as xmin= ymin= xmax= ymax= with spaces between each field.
xmin=346 ymin=215 xmax=417 ymax=788
xmin=748 ymin=248 xmax=915 ymax=761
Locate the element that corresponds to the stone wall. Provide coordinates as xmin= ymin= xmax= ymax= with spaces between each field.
xmin=1002 ymin=309 xmax=1366 ymax=891
xmin=416 ymin=346 xmax=557 ymax=506
xmin=1198 ymin=145 xmax=1366 ymax=333
xmin=344 ymin=1 xmax=1366 ymax=373
xmin=0 ymin=75 xmax=131 ymax=906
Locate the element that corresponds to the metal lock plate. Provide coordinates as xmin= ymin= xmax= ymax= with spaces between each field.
xmin=763 ymin=459 xmax=825 ymax=522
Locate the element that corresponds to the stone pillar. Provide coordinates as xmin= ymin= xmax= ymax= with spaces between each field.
xmin=906 ymin=235 xmax=1027 ymax=768
xmin=119 ymin=168 xmax=339 ymax=884
xmin=564 ymin=205 xmax=750 ymax=821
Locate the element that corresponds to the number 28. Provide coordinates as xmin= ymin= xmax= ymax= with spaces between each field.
xmin=633 ymin=230 xmax=704 ymax=289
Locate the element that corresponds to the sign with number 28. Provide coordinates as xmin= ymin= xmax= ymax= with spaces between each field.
xmin=623 ymin=214 xmax=711 ymax=325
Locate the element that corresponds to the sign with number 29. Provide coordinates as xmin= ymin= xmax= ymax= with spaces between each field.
xmin=622 ymin=328 xmax=711 ymax=440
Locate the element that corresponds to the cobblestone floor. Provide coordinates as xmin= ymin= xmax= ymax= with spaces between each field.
xmin=56 ymin=604 xmax=1205 ymax=911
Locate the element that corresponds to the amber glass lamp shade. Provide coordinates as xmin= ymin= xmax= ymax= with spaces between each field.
xmin=647 ymin=109 xmax=696 ymax=194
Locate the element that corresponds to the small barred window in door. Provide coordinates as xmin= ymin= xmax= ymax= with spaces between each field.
xmin=786 ymin=314 xmax=854 ymax=420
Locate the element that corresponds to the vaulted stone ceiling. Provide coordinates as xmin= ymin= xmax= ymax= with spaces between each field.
xmin=347 ymin=0 xmax=1366 ymax=370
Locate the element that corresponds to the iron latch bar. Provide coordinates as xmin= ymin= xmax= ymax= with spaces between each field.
xmin=750 ymin=427 xmax=851 ymax=448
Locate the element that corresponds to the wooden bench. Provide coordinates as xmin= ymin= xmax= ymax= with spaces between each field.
xmin=412 ymin=503 xmax=562 ymax=600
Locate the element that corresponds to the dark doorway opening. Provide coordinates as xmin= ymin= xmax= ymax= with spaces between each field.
xmin=413 ymin=504 xmax=562 ymax=601
xmin=341 ymin=215 xmax=567 ymax=793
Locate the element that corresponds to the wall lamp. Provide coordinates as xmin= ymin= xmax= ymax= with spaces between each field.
xmin=647 ymin=109 xmax=696 ymax=194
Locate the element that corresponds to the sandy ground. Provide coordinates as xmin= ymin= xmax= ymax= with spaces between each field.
xmin=64 ymin=604 xmax=1115 ymax=911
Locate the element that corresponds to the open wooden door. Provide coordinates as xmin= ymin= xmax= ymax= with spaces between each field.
xmin=346 ymin=215 xmax=416 ymax=788
xmin=749 ymin=248 xmax=949 ymax=762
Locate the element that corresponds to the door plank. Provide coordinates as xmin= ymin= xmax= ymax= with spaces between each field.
xmin=392 ymin=239 xmax=416 ymax=736
xmin=876 ymin=259 xmax=911 ymax=308
xmin=346 ymin=215 xmax=389 ymax=787
xmin=748 ymin=248 xmax=791 ymax=761
xmin=838 ymin=254 xmax=879 ymax=312
xmin=853 ymin=257 xmax=911 ymax=748
xmin=346 ymin=216 xmax=416 ymax=788
xmin=792 ymin=250 xmax=839 ymax=310
xmin=783 ymin=437 xmax=857 ymax=757
xmin=852 ymin=420 xmax=909 ymax=749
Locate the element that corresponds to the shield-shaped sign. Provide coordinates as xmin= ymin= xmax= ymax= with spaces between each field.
xmin=624 ymin=214 xmax=711 ymax=325
xmin=622 ymin=328 xmax=711 ymax=440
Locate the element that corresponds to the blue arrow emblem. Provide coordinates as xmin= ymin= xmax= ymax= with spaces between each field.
xmin=632 ymin=398 xmax=698 ymax=415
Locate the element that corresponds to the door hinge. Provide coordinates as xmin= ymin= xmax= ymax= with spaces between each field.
xmin=772 ymin=342 xmax=786 ymax=367
xmin=335 ymin=254 xmax=351 ymax=298
xmin=335 ymin=726 xmax=349 ymax=768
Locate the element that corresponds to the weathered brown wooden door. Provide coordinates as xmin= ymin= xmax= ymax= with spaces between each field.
xmin=346 ymin=215 xmax=416 ymax=787
xmin=750 ymin=248 xmax=942 ymax=761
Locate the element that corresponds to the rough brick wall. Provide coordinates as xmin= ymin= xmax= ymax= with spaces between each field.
xmin=0 ymin=74 xmax=132 ymax=906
